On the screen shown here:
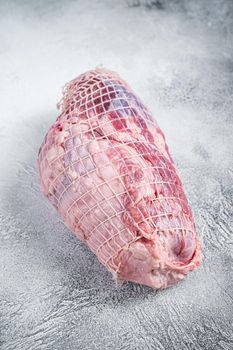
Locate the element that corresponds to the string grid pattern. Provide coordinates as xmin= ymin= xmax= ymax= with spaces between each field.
xmin=38 ymin=68 xmax=200 ymax=281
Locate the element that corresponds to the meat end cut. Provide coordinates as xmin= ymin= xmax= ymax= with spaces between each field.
xmin=37 ymin=67 xmax=202 ymax=289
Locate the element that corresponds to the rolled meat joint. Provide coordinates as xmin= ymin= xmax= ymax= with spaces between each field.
xmin=37 ymin=67 xmax=202 ymax=289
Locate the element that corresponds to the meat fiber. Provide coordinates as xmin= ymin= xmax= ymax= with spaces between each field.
xmin=37 ymin=67 xmax=202 ymax=289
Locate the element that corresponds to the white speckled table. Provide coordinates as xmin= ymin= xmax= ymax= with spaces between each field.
xmin=0 ymin=1 xmax=233 ymax=349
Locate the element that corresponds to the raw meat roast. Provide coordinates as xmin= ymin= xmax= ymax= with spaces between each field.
xmin=38 ymin=67 xmax=202 ymax=289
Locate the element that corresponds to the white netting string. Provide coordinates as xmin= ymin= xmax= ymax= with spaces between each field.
xmin=38 ymin=68 xmax=199 ymax=277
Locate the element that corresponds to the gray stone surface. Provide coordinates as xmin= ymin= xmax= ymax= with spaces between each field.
xmin=0 ymin=1 xmax=233 ymax=349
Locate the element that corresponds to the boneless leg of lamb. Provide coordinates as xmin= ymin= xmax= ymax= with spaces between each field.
xmin=37 ymin=67 xmax=202 ymax=289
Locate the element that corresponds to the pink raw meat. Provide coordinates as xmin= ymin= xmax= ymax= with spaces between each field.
xmin=37 ymin=67 xmax=202 ymax=289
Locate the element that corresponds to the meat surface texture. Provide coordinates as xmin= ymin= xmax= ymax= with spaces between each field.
xmin=37 ymin=67 xmax=202 ymax=289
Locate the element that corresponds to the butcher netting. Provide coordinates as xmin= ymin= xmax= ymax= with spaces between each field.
xmin=38 ymin=67 xmax=202 ymax=289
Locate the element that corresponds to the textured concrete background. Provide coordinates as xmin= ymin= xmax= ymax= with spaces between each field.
xmin=0 ymin=1 xmax=233 ymax=349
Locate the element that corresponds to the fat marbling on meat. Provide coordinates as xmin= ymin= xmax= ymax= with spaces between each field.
xmin=37 ymin=67 xmax=202 ymax=289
